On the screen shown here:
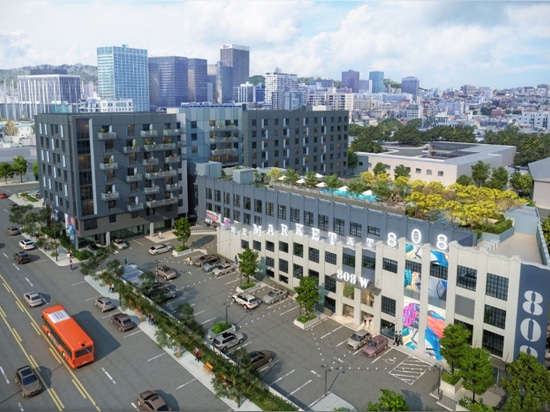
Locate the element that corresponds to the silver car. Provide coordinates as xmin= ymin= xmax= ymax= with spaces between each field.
xmin=148 ymin=244 xmax=172 ymax=255
xmin=347 ymin=330 xmax=371 ymax=350
xmin=262 ymin=288 xmax=288 ymax=305
xmin=213 ymin=331 xmax=245 ymax=352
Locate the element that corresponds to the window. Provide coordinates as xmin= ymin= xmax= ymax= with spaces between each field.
xmin=483 ymin=330 xmax=504 ymax=357
xmin=324 ymin=276 xmax=336 ymax=293
xmin=266 ymin=241 xmax=275 ymax=252
xmin=278 ymin=205 xmax=287 ymax=219
xmin=279 ymin=259 xmax=288 ymax=273
xmin=304 ymin=211 xmax=314 ymax=227
xmin=233 ymin=210 xmax=240 ymax=222
xmin=426 ymin=170 xmax=432 ymax=175
xmin=309 ymin=247 xmax=319 ymax=263
xmin=241 ymin=240 xmax=249 ymax=249
xmin=367 ymin=226 xmax=380 ymax=236
xmin=279 ymin=241 xmax=288 ymax=253
xmin=415 ymin=168 xmax=421 ymax=174
xmin=484 ymin=305 xmax=506 ymax=329
xmin=405 ymin=260 xmax=422 ymax=275
xmin=215 ymin=190 xmax=221 ymax=202
xmin=224 ymin=192 xmax=231 ymax=204
xmin=319 ymin=214 xmax=329 ymax=231
xmin=325 ymin=251 xmax=337 ymax=265
xmin=383 ymin=258 xmax=398 ymax=273
xmin=309 ymin=270 xmax=320 ymax=284
xmin=206 ymin=187 xmax=212 ymax=200
xmin=381 ymin=296 xmax=396 ymax=317
xmin=290 ymin=207 xmax=300 ymax=223
xmin=438 ymin=171 xmax=444 ymax=177
xmin=243 ymin=213 xmax=250 ymax=225
xmin=362 ymin=255 xmax=376 ymax=270
xmin=486 ymin=273 xmax=508 ymax=301
xmin=254 ymin=199 xmax=262 ymax=213
xmin=350 ymin=222 xmax=362 ymax=237
xmin=266 ymin=256 xmax=275 ymax=268
xmin=457 ymin=265 xmax=477 ymax=291
xmin=293 ymin=264 xmax=303 ymax=279
xmin=430 ymin=262 xmax=448 ymax=280
xmin=333 ymin=218 xmax=345 ymax=236
xmin=253 ymin=240 xmax=261 ymax=251
xmin=244 ymin=196 xmax=251 ymax=210
xmin=343 ymin=252 xmax=355 ymax=267
xmin=109 ymin=215 xmax=116 ymax=223
xmin=293 ymin=242 xmax=304 ymax=257
xmin=254 ymin=216 xmax=262 ymax=226
xmin=266 ymin=202 xmax=274 ymax=216
xmin=233 ymin=194 xmax=240 ymax=207
xmin=280 ymin=275 xmax=289 ymax=284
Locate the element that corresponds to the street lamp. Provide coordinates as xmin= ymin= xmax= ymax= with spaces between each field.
xmin=223 ymin=302 xmax=229 ymax=323
xmin=321 ymin=364 xmax=331 ymax=397
xmin=155 ymin=259 xmax=159 ymax=282
xmin=435 ymin=364 xmax=442 ymax=398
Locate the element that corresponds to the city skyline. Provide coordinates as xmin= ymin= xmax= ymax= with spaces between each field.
xmin=1 ymin=1 xmax=549 ymax=90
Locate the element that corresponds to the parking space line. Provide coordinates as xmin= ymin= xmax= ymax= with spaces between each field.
xmin=279 ymin=306 xmax=299 ymax=316
xmin=124 ymin=330 xmax=142 ymax=338
xmin=336 ymin=338 xmax=347 ymax=347
xmin=147 ymin=353 xmax=166 ymax=362
xmin=200 ymin=317 xmax=216 ymax=325
xmin=320 ymin=325 xmax=343 ymax=339
xmin=70 ymin=280 xmax=87 ymax=286
xmin=288 ymin=379 xmax=312 ymax=396
xmin=176 ymin=378 xmax=196 ymax=389
xmin=269 ymin=369 xmax=295 ymax=386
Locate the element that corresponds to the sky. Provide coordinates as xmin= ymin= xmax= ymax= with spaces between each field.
xmin=1 ymin=0 xmax=549 ymax=90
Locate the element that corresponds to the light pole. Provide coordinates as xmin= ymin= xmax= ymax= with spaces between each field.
xmin=321 ymin=364 xmax=331 ymax=397
xmin=435 ymin=364 xmax=442 ymax=398
xmin=224 ymin=302 xmax=229 ymax=323
xmin=155 ymin=259 xmax=159 ymax=282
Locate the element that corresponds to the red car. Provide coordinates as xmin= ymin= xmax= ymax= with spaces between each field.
xmin=0 ymin=192 xmax=8 ymax=199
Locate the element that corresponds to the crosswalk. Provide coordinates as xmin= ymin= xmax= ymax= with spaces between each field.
xmin=388 ymin=356 xmax=432 ymax=385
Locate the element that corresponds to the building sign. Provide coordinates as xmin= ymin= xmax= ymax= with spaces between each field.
xmin=206 ymin=210 xmax=222 ymax=224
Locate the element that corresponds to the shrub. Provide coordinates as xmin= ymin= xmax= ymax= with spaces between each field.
xmin=211 ymin=321 xmax=232 ymax=334
xmin=240 ymin=281 xmax=256 ymax=290
xmin=442 ymin=371 xmax=461 ymax=385
xmin=297 ymin=313 xmax=317 ymax=323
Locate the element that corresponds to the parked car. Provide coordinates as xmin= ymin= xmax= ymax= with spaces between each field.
xmin=262 ymin=288 xmax=288 ymax=305
xmin=9 ymin=202 xmax=19 ymax=209
xmin=137 ymin=390 xmax=171 ymax=411
xmin=148 ymin=244 xmax=172 ymax=255
xmin=193 ymin=254 xmax=218 ymax=267
xmin=15 ymin=365 xmax=42 ymax=398
xmin=247 ymin=350 xmax=274 ymax=370
xmin=347 ymin=330 xmax=371 ymax=350
xmin=211 ymin=262 xmax=235 ymax=278
xmin=19 ymin=239 xmax=36 ymax=250
xmin=362 ymin=335 xmax=388 ymax=357
xmin=94 ymin=296 xmax=116 ymax=312
xmin=14 ymin=251 xmax=31 ymax=264
xmin=111 ymin=313 xmax=136 ymax=332
xmin=7 ymin=227 xmax=20 ymax=236
xmin=23 ymin=292 xmax=43 ymax=307
xmin=0 ymin=192 xmax=8 ymax=199
xmin=113 ymin=238 xmax=130 ymax=250
xmin=86 ymin=244 xmax=103 ymax=255
xmin=231 ymin=292 xmax=260 ymax=310
xmin=156 ymin=265 xmax=177 ymax=280
xmin=144 ymin=282 xmax=177 ymax=302
xmin=213 ymin=331 xmax=245 ymax=352
xmin=202 ymin=259 xmax=223 ymax=273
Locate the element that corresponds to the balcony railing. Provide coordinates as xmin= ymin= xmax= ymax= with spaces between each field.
xmin=127 ymin=203 xmax=144 ymax=211
xmin=211 ymin=148 xmax=238 ymax=155
xmin=140 ymin=130 xmax=158 ymax=137
xmin=163 ymin=128 xmax=181 ymax=136
xmin=99 ymin=162 xmax=119 ymax=170
xmin=98 ymin=131 xmax=117 ymax=140
xmin=165 ymin=155 xmax=181 ymax=163
xmin=209 ymin=136 xmax=238 ymax=144
xmin=143 ymin=186 xmax=160 ymax=194
xmin=145 ymin=170 xmax=177 ymax=179
xmin=143 ymin=143 xmax=177 ymax=151
xmin=126 ymin=174 xmax=143 ymax=183
xmin=143 ymin=158 xmax=159 ymax=166
xmin=101 ymin=191 xmax=120 ymax=200
xmin=145 ymin=198 xmax=178 ymax=208
xmin=123 ymin=145 xmax=140 ymax=153
xmin=165 ymin=183 xmax=178 ymax=191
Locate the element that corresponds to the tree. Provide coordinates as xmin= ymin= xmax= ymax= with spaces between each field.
xmin=509 ymin=172 xmax=534 ymax=195
xmin=237 ymin=247 xmax=259 ymax=285
xmin=266 ymin=168 xmax=282 ymax=184
xmin=459 ymin=347 xmax=495 ymax=403
xmin=542 ymin=216 xmax=550 ymax=246
xmin=367 ymin=389 xmax=409 ymax=411
xmin=373 ymin=162 xmax=388 ymax=176
xmin=3 ymin=120 xmax=17 ymax=136
xmin=456 ymin=175 xmax=472 ymax=186
xmin=325 ymin=174 xmax=343 ymax=190
xmin=501 ymin=351 xmax=550 ymax=411
xmin=173 ymin=217 xmax=191 ymax=249
xmin=440 ymin=323 xmax=471 ymax=375
xmin=32 ymin=161 xmax=39 ymax=181
xmin=294 ymin=276 xmax=320 ymax=317
xmin=471 ymin=161 xmax=491 ymax=187
xmin=393 ymin=164 xmax=410 ymax=179
xmin=9 ymin=204 xmax=33 ymax=230
xmin=304 ymin=171 xmax=317 ymax=187
xmin=347 ymin=149 xmax=358 ymax=174
xmin=285 ymin=168 xmax=300 ymax=185
xmin=0 ymin=162 xmax=14 ymax=183
xmin=12 ymin=156 xmax=28 ymax=182
xmin=485 ymin=166 xmax=508 ymax=190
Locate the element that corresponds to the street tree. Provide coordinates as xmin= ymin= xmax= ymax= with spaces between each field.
xmin=373 ymin=162 xmax=388 ymax=175
xmin=12 ymin=156 xmax=28 ymax=182
xmin=294 ymin=276 xmax=320 ymax=318
xmin=9 ymin=204 xmax=33 ymax=230
xmin=393 ymin=164 xmax=410 ymax=179
xmin=440 ymin=323 xmax=471 ymax=375
xmin=367 ymin=389 xmax=409 ymax=411
xmin=173 ymin=217 xmax=191 ymax=249
xmin=459 ymin=347 xmax=495 ymax=403
xmin=500 ymin=351 xmax=550 ymax=411
xmin=0 ymin=162 xmax=14 ymax=183
xmin=509 ymin=171 xmax=534 ymax=195
xmin=471 ymin=161 xmax=491 ymax=187
xmin=237 ymin=247 xmax=259 ymax=285
xmin=32 ymin=161 xmax=39 ymax=181
xmin=347 ymin=149 xmax=358 ymax=174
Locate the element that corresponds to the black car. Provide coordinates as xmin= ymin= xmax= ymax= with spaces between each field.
xmin=14 ymin=251 xmax=31 ymax=264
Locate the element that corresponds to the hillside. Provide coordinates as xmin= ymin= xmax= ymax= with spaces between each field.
xmin=0 ymin=64 xmax=98 ymax=85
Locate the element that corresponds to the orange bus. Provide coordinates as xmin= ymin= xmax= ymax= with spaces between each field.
xmin=41 ymin=305 xmax=94 ymax=368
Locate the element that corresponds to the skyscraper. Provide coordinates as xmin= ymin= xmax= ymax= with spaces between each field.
xmin=208 ymin=62 xmax=233 ymax=104
xmin=401 ymin=76 xmax=420 ymax=100
xmin=369 ymin=71 xmax=385 ymax=93
xmin=148 ymin=56 xmax=188 ymax=110
xmin=341 ymin=70 xmax=360 ymax=93
xmin=220 ymin=44 xmax=250 ymax=89
xmin=97 ymin=44 xmax=150 ymax=112
xmin=188 ymin=58 xmax=208 ymax=103
xmin=265 ymin=68 xmax=299 ymax=110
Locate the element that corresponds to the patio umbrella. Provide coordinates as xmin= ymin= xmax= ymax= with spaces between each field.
xmin=362 ymin=190 xmax=373 ymax=196
xmin=316 ymin=182 xmax=327 ymax=188
xmin=296 ymin=178 xmax=306 ymax=184
xmin=315 ymin=173 xmax=324 ymax=179
xmin=338 ymin=186 xmax=348 ymax=192
xmin=278 ymin=175 xmax=287 ymax=181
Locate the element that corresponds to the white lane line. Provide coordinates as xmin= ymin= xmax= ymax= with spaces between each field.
xmin=269 ymin=369 xmax=295 ymax=386
xmin=310 ymin=370 xmax=321 ymax=378
xmin=279 ymin=306 xmax=299 ymax=316
xmin=176 ymin=378 xmax=197 ymax=389
xmin=320 ymin=325 xmax=344 ymax=339
xmin=101 ymin=367 xmax=116 ymax=384
xmin=288 ymin=379 xmax=312 ymax=396
xmin=147 ymin=353 xmax=166 ymax=362
xmin=13 ymin=263 xmax=21 ymax=271
xmin=0 ymin=366 xmax=9 ymax=384
xmin=200 ymin=317 xmax=216 ymax=325
xmin=25 ymin=277 xmax=33 ymax=286
xmin=124 ymin=330 xmax=142 ymax=338
xmin=336 ymin=338 xmax=347 ymax=347
xmin=70 ymin=280 xmax=86 ymax=286
xmin=194 ymin=310 xmax=205 ymax=316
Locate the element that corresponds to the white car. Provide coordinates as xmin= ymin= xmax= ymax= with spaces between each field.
xmin=113 ymin=238 xmax=129 ymax=250
xmin=212 ymin=262 xmax=235 ymax=278
xmin=23 ymin=292 xmax=43 ymax=307
xmin=19 ymin=239 xmax=36 ymax=250
xmin=148 ymin=244 xmax=172 ymax=255
xmin=231 ymin=292 xmax=260 ymax=310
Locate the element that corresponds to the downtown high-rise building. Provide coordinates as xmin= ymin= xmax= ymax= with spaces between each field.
xmin=369 ymin=71 xmax=385 ymax=93
xmin=148 ymin=56 xmax=189 ymax=110
xmin=401 ymin=76 xmax=420 ymax=101
xmin=341 ymin=70 xmax=360 ymax=93
xmin=265 ymin=68 xmax=299 ymax=110
xmin=208 ymin=62 xmax=233 ymax=104
xmin=220 ymin=44 xmax=250 ymax=89
xmin=188 ymin=58 xmax=208 ymax=103
xmin=97 ymin=45 xmax=150 ymax=112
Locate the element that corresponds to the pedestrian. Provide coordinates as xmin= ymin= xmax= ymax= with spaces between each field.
xmin=367 ymin=316 xmax=372 ymax=327
xmin=234 ymin=255 xmax=238 ymax=265
xmin=393 ymin=333 xmax=399 ymax=346
xmin=186 ymin=257 xmax=191 ymax=266
xmin=148 ymin=314 xmax=154 ymax=325
xmin=109 ymin=283 xmax=115 ymax=293
xmin=194 ymin=347 xmax=201 ymax=362
xmin=69 ymin=259 xmax=73 ymax=271
xmin=398 ymin=332 xmax=403 ymax=346
xmin=158 ymin=231 xmax=162 ymax=239
xmin=123 ymin=256 xmax=127 ymax=266
xmin=361 ymin=315 xmax=367 ymax=327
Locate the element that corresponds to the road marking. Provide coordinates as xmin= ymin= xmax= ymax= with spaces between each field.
xmin=70 ymin=280 xmax=86 ymax=286
xmin=72 ymin=378 xmax=88 ymax=398
xmin=194 ymin=310 xmax=205 ymax=316
xmin=25 ymin=277 xmax=33 ymax=287
xmin=176 ymin=378 xmax=197 ymax=389
xmin=17 ymin=402 xmax=23 ymax=411
xmin=0 ymin=366 xmax=9 ymax=384
xmin=336 ymin=338 xmax=347 ymax=347
xmin=279 ymin=306 xmax=299 ymax=316
xmin=124 ymin=330 xmax=142 ymax=338
xmin=147 ymin=353 xmax=166 ymax=362
xmin=101 ymin=367 xmax=117 ymax=384
xmin=288 ymin=379 xmax=312 ymax=396
xmin=320 ymin=325 xmax=343 ymax=339
xmin=269 ymin=369 xmax=295 ymax=386
xmin=200 ymin=317 xmax=216 ymax=325
xmin=310 ymin=369 xmax=321 ymax=378
xmin=13 ymin=263 xmax=21 ymax=271
xmin=134 ymin=240 xmax=145 ymax=246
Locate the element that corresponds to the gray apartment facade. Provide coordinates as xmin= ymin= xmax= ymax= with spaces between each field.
xmin=35 ymin=112 xmax=187 ymax=247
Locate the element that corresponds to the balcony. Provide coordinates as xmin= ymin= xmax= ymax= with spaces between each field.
xmin=165 ymin=183 xmax=178 ymax=191
xmin=145 ymin=198 xmax=178 ymax=208
xmin=145 ymin=170 xmax=177 ymax=179
xmin=163 ymin=128 xmax=181 ymax=137
xmin=211 ymin=148 xmax=238 ymax=155
xmin=127 ymin=203 xmax=144 ymax=211
xmin=165 ymin=155 xmax=181 ymax=163
xmin=123 ymin=145 xmax=141 ymax=153
xmin=209 ymin=136 xmax=238 ymax=144
xmin=101 ymin=191 xmax=120 ymax=200
xmin=143 ymin=158 xmax=159 ymax=166
xmin=98 ymin=131 xmax=117 ymax=140
xmin=99 ymin=162 xmax=119 ymax=170
xmin=140 ymin=130 xmax=158 ymax=138
xmin=143 ymin=186 xmax=160 ymax=194
xmin=144 ymin=143 xmax=177 ymax=151
xmin=126 ymin=174 xmax=143 ymax=183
